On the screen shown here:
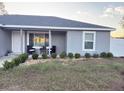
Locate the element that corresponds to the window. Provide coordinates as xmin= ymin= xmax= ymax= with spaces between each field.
xmin=29 ymin=33 xmax=49 ymax=48
xmin=83 ymin=31 xmax=96 ymax=51
xmin=34 ymin=34 xmax=45 ymax=47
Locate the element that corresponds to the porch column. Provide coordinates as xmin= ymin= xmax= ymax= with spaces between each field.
xmin=48 ymin=30 xmax=52 ymax=56
xmin=20 ymin=29 xmax=23 ymax=53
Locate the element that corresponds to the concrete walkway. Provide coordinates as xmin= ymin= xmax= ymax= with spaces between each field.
xmin=0 ymin=54 xmax=18 ymax=68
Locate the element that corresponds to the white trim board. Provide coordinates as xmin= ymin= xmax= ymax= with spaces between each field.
xmin=0 ymin=24 xmax=115 ymax=31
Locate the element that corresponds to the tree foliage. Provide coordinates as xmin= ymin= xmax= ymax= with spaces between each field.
xmin=0 ymin=2 xmax=7 ymax=15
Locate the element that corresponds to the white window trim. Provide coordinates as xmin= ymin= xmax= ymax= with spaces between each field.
xmin=82 ymin=31 xmax=96 ymax=51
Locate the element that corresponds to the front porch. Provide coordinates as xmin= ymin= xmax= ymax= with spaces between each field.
xmin=11 ymin=29 xmax=67 ymax=55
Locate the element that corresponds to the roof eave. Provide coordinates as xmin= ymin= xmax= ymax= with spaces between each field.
xmin=0 ymin=24 xmax=115 ymax=31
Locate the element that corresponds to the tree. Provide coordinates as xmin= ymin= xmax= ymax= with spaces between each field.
xmin=0 ymin=2 xmax=7 ymax=15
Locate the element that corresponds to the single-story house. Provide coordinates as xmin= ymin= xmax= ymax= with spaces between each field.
xmin=0 ymin=15 xmax=115 ymax=57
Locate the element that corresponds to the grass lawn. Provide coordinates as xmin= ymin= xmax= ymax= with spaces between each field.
xmin=0 ymin=58 xmax=124 ymax=91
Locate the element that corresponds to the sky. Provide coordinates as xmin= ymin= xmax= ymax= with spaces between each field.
xmin=3 ymin=2 xmax=124 ymax=28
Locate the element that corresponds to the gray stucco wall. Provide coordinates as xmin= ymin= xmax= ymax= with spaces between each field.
xmin=66 ymin=31 xmax=82 ymax=54
xmin=51 ymin=31 xmax=66 ymax=54
xmin=0 ymin=29 xmax=110 ymax=56
xmin=66 ymin=31 xmax=110 ymax=55
xmin=0 ymin=29 xmax=12 ymax=57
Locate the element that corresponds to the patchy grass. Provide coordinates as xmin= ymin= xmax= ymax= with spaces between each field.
xmin=0 ymin=58 xmax=124 ymax=91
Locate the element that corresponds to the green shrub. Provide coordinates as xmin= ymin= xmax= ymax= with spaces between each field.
xmin=68 ymin=53 xmax=73 ymax=59
xmin=85 ymin=53 xmax=91 ymax=58
xmin=107 ymin=52 xmax=113 ymax=58
xmin=3 ymin=53 xmax=28 ymax=70
xmin=32 ymin=53 xmax=39 ymax=59
xmin=42 ymin=53 xmax=48 ymax=59
xmin=51 ymin=53 xmax=57 ymax=59
xmin=3 ymin=61 xmax=14 ymax=70
xmin=93 ymin=53 xmax=99 ymax=58
xmin=11 ymin=61 xmax=17 ymax=67
xmin=60 ymin=52 xmax=66 ymax=58
xmin=75 ymin=53 xmax=81 ymax=59
xmin=19 ymin=53 xmax=28 ymax=63
xmin=12 ymin=58 xmax=21 ymax=66
xmin=23 ymin=53 xmax=28 ymax=59
xmin=100 ymin=52 xmax=107 ymax=58
xmin=3 ymin=61 xmax=10 ymax=70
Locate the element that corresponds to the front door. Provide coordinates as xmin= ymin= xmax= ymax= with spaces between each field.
xmin=12 ymin=31 xmax=25 ymax=53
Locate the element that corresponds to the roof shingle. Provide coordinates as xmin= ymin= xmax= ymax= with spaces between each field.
xmin=0 ymin=15 xmax=114 ymax=30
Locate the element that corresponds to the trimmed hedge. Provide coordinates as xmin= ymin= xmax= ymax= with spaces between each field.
xmin=19 ymin=53 xmax=28 ymax=63
xmin=12 ymin=58 xmax=21 ymax=66
xmin=3 ymin=53 xmax=28 ymax=70
xmin=42 ymin=53 xmax=48 ymax=59
xmin=68 ymin=53 xmax=73 ymax=59
xmin=93 ymin=54 xmax=99 ymax=58
xmin=84 ymin=53 xmax=91 ymax=58
xmin=3 ymin=61 xmax=14 ymax=70
xmin=60 ymin=52 xmax=67 ymax=58
xmin=51 ymin=53 xmax=57 ymax=59
xmin=32 ymin=53 xmax=39 ymax=59
xmin=107 ymin=52 xmax=113 ymax=58
xmin=100 ymin=52 xmax=107 ymax=58
xmin=100 ymin=52 xmax=114 ymax=58
xmin=75 ymin=53 xmax=80 ymax=59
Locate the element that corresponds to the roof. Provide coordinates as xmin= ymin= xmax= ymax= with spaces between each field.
xmin=0 ymin=15 xmax=114 ymax=31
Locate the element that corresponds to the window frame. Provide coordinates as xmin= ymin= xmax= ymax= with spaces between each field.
xmin=27 ymin=31 xmax=49 ymax=49
xmin=33 ymin=33 xmax=46 ymax=48
xmin=82 ymin=31 xmax=96 ymax=51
